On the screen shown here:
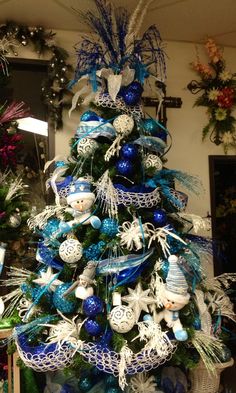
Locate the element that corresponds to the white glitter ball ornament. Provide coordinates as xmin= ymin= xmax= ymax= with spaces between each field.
xmin=113 ymin=114 xmax=134 ymax=136
xmin=143 ymin=154 xmax=163 ymax=171
xmin=77 ymin=138 xmax=98 ymax=157
xmin=59 ymin=238 xmax=83 ymax=264
xmin=109 ymin=305 xmax=135 ymax=333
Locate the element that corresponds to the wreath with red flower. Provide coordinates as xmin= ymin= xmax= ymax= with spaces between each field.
xmin=188 ymin=38 xmax=236 ymax=152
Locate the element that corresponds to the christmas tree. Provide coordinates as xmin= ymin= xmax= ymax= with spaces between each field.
xmin=2 ymin=1 xmax=236 ymax=392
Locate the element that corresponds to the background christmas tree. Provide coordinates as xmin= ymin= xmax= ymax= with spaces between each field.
xmin=1 ymin=1 xmax=236 ymax=393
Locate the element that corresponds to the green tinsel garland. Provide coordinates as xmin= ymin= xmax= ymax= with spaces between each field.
xmin=0 ymin=21 xmax=73 ymax=129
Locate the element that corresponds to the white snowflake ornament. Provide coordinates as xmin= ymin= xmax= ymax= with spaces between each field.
xmin=122 ymin=282 xmax=155 ymax=322
xmin=33 ymin=266 xmax=62 ymax=291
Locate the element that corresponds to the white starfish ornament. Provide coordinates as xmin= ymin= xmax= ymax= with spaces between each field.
xmin=122 ymin=282 xmax=155 ymax=322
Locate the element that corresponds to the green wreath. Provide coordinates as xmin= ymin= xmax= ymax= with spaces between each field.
xmin=0 ymin=21 xmax=73 ymax=129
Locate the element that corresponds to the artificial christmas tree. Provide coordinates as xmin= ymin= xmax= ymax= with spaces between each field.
xmin=1 ymin=1 xmax=236 ymax=392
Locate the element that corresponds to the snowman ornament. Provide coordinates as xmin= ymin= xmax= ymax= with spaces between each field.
xmin=59 ymin=178 xmax=101 ymax=233
xmin=154 ymin=255 xmax=190 ymax=341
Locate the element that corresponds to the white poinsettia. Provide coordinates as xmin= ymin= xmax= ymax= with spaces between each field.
xmin=222 ymin=131 xmax=236 ymax=145
xmin=207 ymin=88 xmax=220 ymax=101
xmin=219 ymin=70 xmax=232 ymax=81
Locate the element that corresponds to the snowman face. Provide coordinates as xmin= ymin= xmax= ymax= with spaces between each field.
xmin=70 ymin=197 xmax=94 ymax=212
xmin=164 ymin=298 xmax=186 ymax=311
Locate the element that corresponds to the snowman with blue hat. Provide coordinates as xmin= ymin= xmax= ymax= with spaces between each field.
xmin=59 ymin=178 xmax=101 ymax=233
xmin=154 ymin=255 xmax=190 ymax=341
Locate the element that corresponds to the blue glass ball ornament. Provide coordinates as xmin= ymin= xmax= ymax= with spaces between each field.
xmin=53 ymin=283 xmax=78 ymax=314
xmin=120 ymin=143 xmax=138 ymax=160
xmin=218 ymin=345 xmax=232 ymax=362
xmin=43 ymin=218 xmax=60 ymax=238
xmin=78 ymin=376 xmax=94 ymax=392
xmin=116 ymin=159 xmax=134 ymax=177
xmin=84 ymin=318 xmax=103 ymax=336
xmin=122 ymin=87 xmax=142 ymax=106
xmin=127 ymin=81 xmax=144 ymax=94
xmin=105 ymin=375 xmax=119 ymax=388
xmin=80 ymin=110 xmax=100 ymax=122
xmin=153 ymin=209 xmax=167 ymax=227
xmin=83 ymin=295 xmax=103 ymax=317
xmin=143 ymin=118 xmax=159 ymax=135
xmin=105 ymin=387 xmax=122 ymax=393
xmin=193 ymin=316 xmax=201 ymax=330
xmin=83 ymin=241 xmax=106 ymax=261
xmin=100 ymin=218 xmax=119 ymax=238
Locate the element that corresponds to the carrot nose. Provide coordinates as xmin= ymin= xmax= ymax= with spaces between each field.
xmin=165 ymin=302 xmax=172 ymax=310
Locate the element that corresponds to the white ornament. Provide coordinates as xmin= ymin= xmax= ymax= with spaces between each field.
xmin=77 ymin=137 xmax=98 ymax=157
xmin=122 ymin=283 xmax=155 ymax=322
xmin=33 ymin=266 xmax=62 ymax=291
xmin=109 ymin=305 xmax=135 ymax=333
xmin=143 ymin=154 xmax=163 ymax=171
xmin=113 ymin=114 xmax=134 ymax=136
xmin=130 ymin=373 xmax=158 ymax=393
xmin=9 ymin=213 xmax=21 ymax=228
xmin=118 ymin=219 xmax=151 ymax=251
xmin=59 ymin=238 xmax=83 ymax=264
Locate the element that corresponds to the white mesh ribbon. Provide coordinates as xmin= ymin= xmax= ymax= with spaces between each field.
xmin=81 ymin=329 xmax=176 ymax=388
xmin=96 ymin=172 xmax=161 ymax=217
xmin=16 ymin=340 xmax=76 ymax=372
xmin=94 ymin=93 xmax=143 ymax=119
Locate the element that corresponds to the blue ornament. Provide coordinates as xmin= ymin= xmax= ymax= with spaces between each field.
xmin=143 ymin=118 xmax=159 ymax=135
xmin=105 ymin=375 xmax=119 ymax=388
xmin=193 ymin=316 xmax=201 ymax=330
xmin=218 ymin=345 xmax=232 ymax=362
xmin=127 ymin=81 xmax=143 ymax=94
xmin=83 ymin=295 xmax=103 ymax=317
xmin=55 ymin=160 xmax=66 ymax=168
xmin=80 ymin=110 xmax=100 ymax=122
xmin=83 ymin=241 xmax=106 ymax=261
xmin=43 ymin=218 xmax=60 ymax=238
xmin=121 ymin=81 xmax=143 ymax=106
xmin=161 ymin=260 xmax=169 ymax=279
xmin=120 ymin=143 xmax=138 ymax=160
xmin=100 ymin=218 xmax=119 ymax=238
xmin=143 ymin=119 xmax=167 ymax=141
xmin=98 ymin=328 xmax=113 ymax=347
xmin=84 ymin=318 xmax=103 ymax=336
xmin=153 ymin=209 xmax=167 ymax=227
xmin=78 ymin=376 xmax=94 ymax=392
xmin=116 ymin=159 xmax=134 ymax=177
xmin=53 ymin=283 xmax=77 ymax=314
